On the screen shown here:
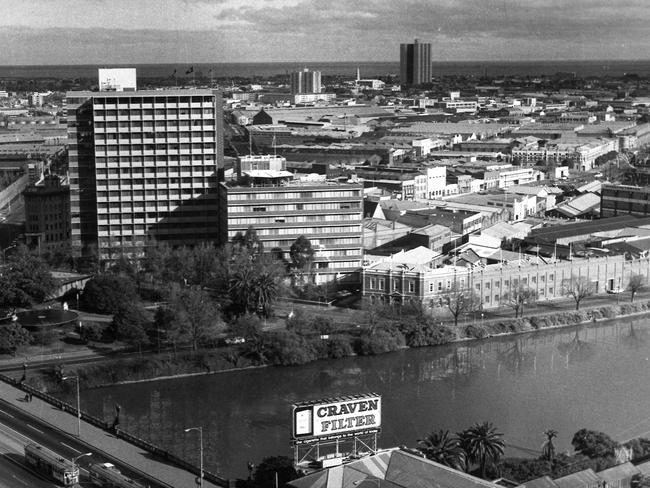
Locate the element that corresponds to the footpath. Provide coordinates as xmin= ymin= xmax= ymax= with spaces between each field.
xmin=0 ymin=379 xmax=223 ymax=488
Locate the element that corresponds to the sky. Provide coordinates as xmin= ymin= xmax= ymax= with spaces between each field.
xmin=0 ymin=0 xmax=649 ymax=65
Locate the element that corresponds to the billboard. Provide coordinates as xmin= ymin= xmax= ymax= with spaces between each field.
xmin=292 ymin=394 xmax=381 ymax=442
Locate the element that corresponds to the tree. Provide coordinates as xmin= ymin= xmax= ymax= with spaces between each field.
xmin=289 ymin=235 xmax=314 ymax=284
xmin=229 ymin=313 xmax=263 ymax=340
xmin=418 ymin=429 xmax=466 ymax=471
xmin=173 ymin=288 xmax=224 ymax=350
xmin=571 ymin=428 xmax=619 ymax=459
xmin=628 ymin=274 xmax=645 ymax=303
xmin=112 ymin=302 xmax=150 ymax=352
xmin=504 ymin=286 xmax=538 ymax=318
xmin=562 ymin=276 xmax=594 ymax=311
xmin=81 ymin=274 xmax=137 ymax=314
xmin=0 ymin=322 xmax=31 ymax=354
xmin=232 ymin=226 xmax=264 ymax=259
xmin=541 ymin=429 xmax=558 ymax=463
xmin=229 ymin=254 xmax=284 ymax=317
xmin=1 ymin=245 xmax=56 ymax=306
xmin=444 ymin=285 xmax=481 ymax=327
xmin=458 ymin=421 xmax=505 ymax=479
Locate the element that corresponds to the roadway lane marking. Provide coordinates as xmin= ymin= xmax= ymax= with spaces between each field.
xmin=60 ymin=442 xmax=81 ymax=453
xmin=11 ymin=475 xmax=28 ymax=486
xmin=25 ymin=424 xmax=43 ymax=434
xmin=0 ymin=410 xmax=13 ymax=419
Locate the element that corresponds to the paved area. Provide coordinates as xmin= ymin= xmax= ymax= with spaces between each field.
xmin=0 ymin=380 xmax=222 ymax=488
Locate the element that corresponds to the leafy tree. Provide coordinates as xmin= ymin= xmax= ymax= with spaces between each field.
xmin=504 ymin=286 xmax=538 ymax=318
xmin=229 ymin=313 xmax=263 ymax=340
xmin=458 ymin=421 xmax=505 ymax=479
xmin=1 ymin=245 xmax=55 ymax=306
xmin=229 ymin=254 xmax=284 ymax=317
xmin=112 ymin=302 xmax=150 ymax=352
xmin=541 ymin=429 xmax=558 ymax=463
xmin=571 ymin=428 xmax=619 ymax=459
xmin=628 ymin=274 xmax=645 ymax=302
xmin=418 ymin=429 xmax=466 ymax=471
xmin=232 ymin=225 xmax=264 ymax=259
xmin=444 ymin=285 xmax=481 ymax=327
xmin=562 ymin=276 xmax=594 ymax=311
xmin=289 ymin=235 xmax=314 ymax=284
xmin=81 ymin=274 xmax=137 ymax=314
xmin=0 ymin=322 xmax=31 ymax=354
xmin=173 ymin=288 xmax=224 ymax=350
xmin=253 ymin=456 xmax=298 ymax=488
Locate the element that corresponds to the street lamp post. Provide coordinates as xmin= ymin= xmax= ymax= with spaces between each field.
xmin=62 ymin=375 xmax=81 ymax=437
xmin=71 ymin=452 xmax=92 ymax=482
xmin=184 ymin=426 xmax=203 ymax=488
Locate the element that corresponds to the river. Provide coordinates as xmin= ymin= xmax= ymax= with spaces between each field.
xmin=81 ymin=317 xmax=650 ymax=480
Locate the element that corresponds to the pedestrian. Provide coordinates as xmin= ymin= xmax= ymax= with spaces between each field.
xmin=24 ymin=393 xmax=29 ymax=402
xmin=29 ymin=392 xmax=33 ymax=402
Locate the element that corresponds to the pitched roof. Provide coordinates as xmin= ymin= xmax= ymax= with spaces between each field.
xmin=597 ymin=462 xmax=639 ymax=484
xmin=554 ymin=469 xmax=600 ymax=488
xmin=517 ymin=475 xmax=559 ymax=488
xmin=289 ymin=449 xmax=501 ymax=488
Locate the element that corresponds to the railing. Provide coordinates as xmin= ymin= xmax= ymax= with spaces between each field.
xmin=0 ymin=374 xmax=234 ymax=488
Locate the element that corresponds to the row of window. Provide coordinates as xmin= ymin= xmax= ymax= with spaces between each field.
xmin=97 ymin=167 xmax=212 ymax=176
xmin=228 ymin=214 xmax=360 ymax=225
xmin=229 ymin=202 xmax=360 ymax=213
xmin=253 ymin=237 xmax=361 ymax=248
xmin=96 ymin=189 xmax=218 ymax=199
xmin=366 ymin=274 xmax=559 ymax=293
xmin=228 ymin=190 xmax=361 ymax=201
xmin=254 ymin=225 xmax=362 ymax=236
xmin=95 ymin=107 xmax=213 ymax=117
xmin=95 ymin=155 xmax=216 ymax=165
xmin=91 ymin=96 xmax=212 ymax=105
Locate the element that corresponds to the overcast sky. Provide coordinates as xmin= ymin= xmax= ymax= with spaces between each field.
xmin=0 ymin=0 xmax=648 ymax=65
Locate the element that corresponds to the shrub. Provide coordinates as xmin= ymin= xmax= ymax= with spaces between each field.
xmin=264 ymin=331 xmax=318 ymax=366
xmin=327 ymin=337 xmax=355 ymax=358
xmin=402 ymin=322 xmax=456 ymax=347
xmin=355 ymin=325 xmax=405 ymax=356
xmin=464 ymin=324 xmax=488 ymax=339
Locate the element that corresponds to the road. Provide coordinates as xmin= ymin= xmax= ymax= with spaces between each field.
xmin=0 ymin=414 xmax=59 ymax=488
xmin=0 ymin=399 xmax=166 ymax=488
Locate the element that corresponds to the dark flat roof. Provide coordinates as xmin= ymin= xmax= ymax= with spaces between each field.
xmin=528 ymin=215 xmax=650 ymax=243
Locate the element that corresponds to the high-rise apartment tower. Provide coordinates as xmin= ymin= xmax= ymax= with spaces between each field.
xmin=66 ymin=89 xmax=223 ymax=262
xmin=400 ymin=39 xmax=432 ymax=86
xmin=290 ymin=68 xmax=322 ymax=94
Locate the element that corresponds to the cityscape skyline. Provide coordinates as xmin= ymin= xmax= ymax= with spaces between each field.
xmin=0 ymin=0 xmax=649 ymax=65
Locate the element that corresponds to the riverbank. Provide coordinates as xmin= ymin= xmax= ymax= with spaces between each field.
xmin=26 ymin=297 xmax=650 ymax=394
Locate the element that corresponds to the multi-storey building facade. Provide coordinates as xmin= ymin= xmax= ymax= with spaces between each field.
xmin=601 ymin=184 xmax=650 ymax=218
xmin=400 ymin=39 xmax=432 ymax=86
xmin=66 ymin=89 xmax=223 ymax=261
xmin=290 ymin=69 xmax=322 ymax=94
xmin=363 ymin=254 xmax=646 ymax=309
xmin=219 ymin=181 xmax=363 ymax=282
xmin=23 ymin=175 xmax=71 ymax=254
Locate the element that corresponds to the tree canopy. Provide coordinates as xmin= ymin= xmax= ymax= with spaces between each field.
xmin=0 ymin=246 xmax=55 ymax=307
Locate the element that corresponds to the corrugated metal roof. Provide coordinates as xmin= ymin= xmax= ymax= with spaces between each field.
xmin=597 ymin=462 xmax=639 ymax=483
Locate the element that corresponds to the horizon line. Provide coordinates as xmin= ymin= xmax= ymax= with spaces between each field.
xmin=4 ymin=58 xmax=650 ymax=68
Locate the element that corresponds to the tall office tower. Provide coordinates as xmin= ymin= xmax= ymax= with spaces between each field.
xmin=290 ymin=68 xmax=322 ymax=94
xmin=399 ymin=38 xmax=432 ymax=86
xmin=66 ymin=89 xmax=223 ymax=262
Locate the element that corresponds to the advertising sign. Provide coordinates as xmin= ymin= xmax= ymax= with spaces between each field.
xmin=292 ymin=394 xmax=381 ymax=441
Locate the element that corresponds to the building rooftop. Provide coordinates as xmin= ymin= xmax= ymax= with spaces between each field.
xmin=554 ymin=469 xmax=600 ymax=488
xmin=528 ymin=215 xmax=650 ymax=243
xmin=66 ymin=89 xmax=215 ymax=97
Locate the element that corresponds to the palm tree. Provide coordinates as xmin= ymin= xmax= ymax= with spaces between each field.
xmin=458 ymin=422 xmax=505 ymax=479
xmin=541 ymin=429 xmax=558 ymax=463
xmin=418 ymin=429 xmax=466 ymax=471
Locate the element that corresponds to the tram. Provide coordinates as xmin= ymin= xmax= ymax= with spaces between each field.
xmin=24 ymin=443 xmax=79 ymax=486
xmin=89 ymin=462 xmax=146 ymax=488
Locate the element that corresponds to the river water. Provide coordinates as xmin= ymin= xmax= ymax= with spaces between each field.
xmin=81 ymin=317 xmax=650 ymax=480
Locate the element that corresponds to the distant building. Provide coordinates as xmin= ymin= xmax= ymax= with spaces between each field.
xmin=601 ymin=183 xmax=650 ymax=217
xmin=290 ymin=68 xmax=322 ymax=94
xmin=66 ymin=89 xmax=223 ymax=262
xmin=220 ymin=178 xmax=363 ymax=283
xmin=98 ymin=68 xmax=137 ymax=92
xmin=23 ymin=175 xmax=71 ymax=254
xmin=400 ymin=38 xmax=432 ymax=86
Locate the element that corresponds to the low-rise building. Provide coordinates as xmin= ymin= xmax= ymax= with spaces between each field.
xmin=23 ymin=175 xmax=71 ymax=254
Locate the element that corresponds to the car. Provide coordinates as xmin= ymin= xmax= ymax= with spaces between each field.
xmin=225 ymin=336 xmax=246 ymax=345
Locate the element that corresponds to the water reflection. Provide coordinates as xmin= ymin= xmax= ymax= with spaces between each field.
xmin=80 ymin=316 xmax=650 ymax=479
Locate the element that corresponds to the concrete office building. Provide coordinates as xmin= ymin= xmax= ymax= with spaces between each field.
xmin=66 ymin=89 xmax=223 ymax=261
xmin=601 ymin=184 xmax=650 ymax=217
xmin=290 ymin=68 xmax=322 ymax=94
xmin=400 ymin=38 xmax=432 ymax=86
xmin=23 ymin=175 xmax=71 ymax=254
xmin=220 ymin=178 xmax=364 ymax=283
